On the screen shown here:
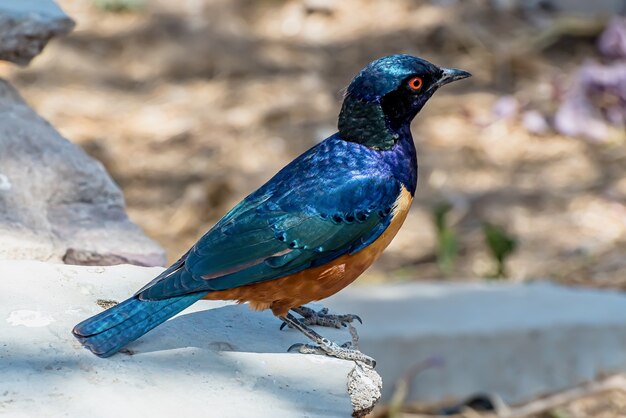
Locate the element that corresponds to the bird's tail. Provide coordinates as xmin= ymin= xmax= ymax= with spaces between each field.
xmin=72 ymin=292 xmax=206 ymax=357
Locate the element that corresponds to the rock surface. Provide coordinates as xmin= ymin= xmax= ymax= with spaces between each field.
xmin=492 ymin=0 xmax=626 ymax=15
xmin=0 ymin=0 xmax=75 ymax=66
xmin=0 ymin=261 xmax=381 ymax=417
xmin=323 ymin=281 xmax=626 ymax=405
xmin=0 ymin=80 xmax=166 ymax=266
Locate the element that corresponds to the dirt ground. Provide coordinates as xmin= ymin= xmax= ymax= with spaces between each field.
xmin=3 ymin=0 xmax=625 ymax=285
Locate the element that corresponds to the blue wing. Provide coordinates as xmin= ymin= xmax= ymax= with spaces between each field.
xmin=136 ymin=139 xmax=401 ymax=300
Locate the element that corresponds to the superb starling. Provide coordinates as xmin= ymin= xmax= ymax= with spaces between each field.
xmin=73 ymin=55 xmax=471 ymax=366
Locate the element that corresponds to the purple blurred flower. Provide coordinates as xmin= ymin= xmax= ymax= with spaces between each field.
xmin=554 ymin=61 xmax=626 ymax=141
xmin=522 ymin=110 xmax=550 ymax=135
xmin=492 ymin=95 xmax=519 ymax=120
xmin=598 ymin=17 xmax=626 ymax=60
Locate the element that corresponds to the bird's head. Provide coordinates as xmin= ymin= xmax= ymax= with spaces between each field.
xmin=338 ymin=55 xmax=471 ymax=150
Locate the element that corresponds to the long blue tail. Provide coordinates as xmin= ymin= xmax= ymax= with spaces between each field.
xmin=72 ymin=292 xmax=206 ymax=357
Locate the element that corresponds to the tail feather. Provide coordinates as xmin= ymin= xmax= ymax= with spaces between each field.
xmin=72 ymin=293 xmax=206 ymax=357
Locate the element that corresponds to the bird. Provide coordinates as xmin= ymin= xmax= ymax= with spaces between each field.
xmin=72 ymin=55 xmax=471 ymax=366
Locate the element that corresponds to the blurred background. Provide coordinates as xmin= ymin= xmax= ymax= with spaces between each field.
xmin=3 ymin=0 xmax=625 ymax=286
xmin=2 ymin=0 xmax=626 ymax=415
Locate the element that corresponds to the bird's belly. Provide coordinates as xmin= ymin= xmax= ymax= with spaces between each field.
xmin=203 ymin=186 xmax=413 ymax=316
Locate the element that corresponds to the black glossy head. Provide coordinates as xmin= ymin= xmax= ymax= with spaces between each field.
xmin=338 ymin=55 xmax=471 ymax=150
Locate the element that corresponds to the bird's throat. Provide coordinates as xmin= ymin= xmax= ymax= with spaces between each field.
xmin=338 ymin=98 xmax=399 ymax=150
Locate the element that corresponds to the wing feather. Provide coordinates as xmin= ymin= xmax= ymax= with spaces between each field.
xmin=137 ymin=146 xmax=402 ymax=300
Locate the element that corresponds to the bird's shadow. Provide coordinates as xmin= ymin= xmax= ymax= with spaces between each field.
xmin=124 ymin=303 xmax=348 ymax=356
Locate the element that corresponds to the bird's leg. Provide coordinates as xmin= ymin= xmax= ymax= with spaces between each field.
xmin=345 ymin=322 xmax=360 ymax=350
xmin=281 ymin=305 xmax=362 ymax=329
xmin=279 ymin=313 xmax=375 ymax=368
xmin=280 ymin=305 xmax=363 ymax=350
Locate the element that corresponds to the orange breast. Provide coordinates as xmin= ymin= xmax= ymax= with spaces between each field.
xmin=203 ymin=186 xmax=413 ymax=316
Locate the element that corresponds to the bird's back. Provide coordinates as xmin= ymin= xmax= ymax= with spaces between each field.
xmin=200 ymin=134 xmax=416 ymax=314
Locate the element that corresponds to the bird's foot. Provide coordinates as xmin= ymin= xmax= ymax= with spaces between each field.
xmin=281 ymin=305 xmax=362 ymax=330
xmin=280 ymin=313 xmax=375 ymax=368
xmin=288 ymin=342 xmax=375 ymax=367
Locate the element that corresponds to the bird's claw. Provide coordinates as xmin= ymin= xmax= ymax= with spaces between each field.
xmin=281 ymin=306 xmax=362 ymax=330
xmin=287 ymin=342 xmax=376 ymax=368
xmin=288 ymin=341 xmax=353 ymax=352
xmin=288 ymin=343 xmax=323 ymax=355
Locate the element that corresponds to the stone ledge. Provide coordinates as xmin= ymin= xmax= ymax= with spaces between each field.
xmin=0 ymin=261 xmax=381 ymax=417
xmin=323 ymin=280 xmax=626 ymax=405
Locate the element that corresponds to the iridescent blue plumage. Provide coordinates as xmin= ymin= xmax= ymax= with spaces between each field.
xmin=73 ymin=55 xmax=470 ymax=358
xmin=140 ymin=133 xmax=409 ymax=298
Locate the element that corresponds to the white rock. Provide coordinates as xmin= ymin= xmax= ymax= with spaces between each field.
xmin=323 ymin=281 xmax=626 ymax=405
xmin=0 ymin=261 xmax=381 ymax=417
xmin=8 ymin=259 xmax=622 ymax=410
xmin=0 ymin=0 xmax=75 ymax=66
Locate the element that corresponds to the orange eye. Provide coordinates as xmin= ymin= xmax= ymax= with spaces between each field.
xmin=408 ymin=77 xmax=423 ymax=91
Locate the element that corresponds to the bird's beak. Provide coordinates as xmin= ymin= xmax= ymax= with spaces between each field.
xmin=431 ymin=67 xmax=472 ymax=91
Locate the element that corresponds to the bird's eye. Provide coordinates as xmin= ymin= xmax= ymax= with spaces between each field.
xmin=408 ymin=77 xmax=423 ymax=91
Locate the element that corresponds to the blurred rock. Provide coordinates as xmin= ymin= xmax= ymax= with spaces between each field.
xmin=489 ymin=0 xmax=518 ymax=12
xmin=492 ymin=0 xmax=626 ymax=16
xmin=0 ymin=79 xmax=166 ymax=266
xmin=0 ymin=260 xmax=381 ymax=417
xmin=0 ymin=0 xmax=75 ymax=66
